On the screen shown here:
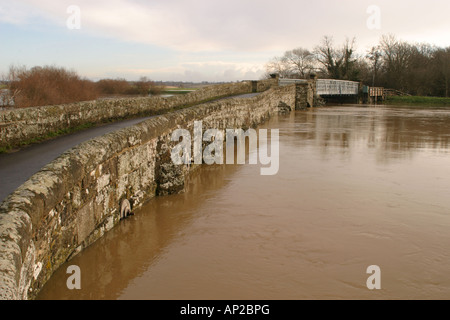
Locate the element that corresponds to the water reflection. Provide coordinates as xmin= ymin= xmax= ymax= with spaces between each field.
xmin=280 ymin=106 xmax=450 ymax=163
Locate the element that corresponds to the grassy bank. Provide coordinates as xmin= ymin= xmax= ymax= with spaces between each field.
xmin=385 ymin=96 xmax=450 ymax=106
xmin=0 ymin=122 xmax=97 ymax=154
xmin=162 ymin=88 xmax=198 ymax=95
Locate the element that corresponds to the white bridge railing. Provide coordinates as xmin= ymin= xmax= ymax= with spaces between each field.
xmin=278 ymin=78 xmax=360 ymax=96
xmin=316 ymin=79 xmax=359 ymax=95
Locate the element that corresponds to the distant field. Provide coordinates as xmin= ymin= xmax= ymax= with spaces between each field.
xmin=385 ymin=96 xmax=450 ymax=106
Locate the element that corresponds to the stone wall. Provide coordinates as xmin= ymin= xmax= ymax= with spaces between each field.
xmin=0 ymin=80 xmax=277 ymax=150
xmin=295 ymin=79 xmax=316 ymax=110
xmin=255 ymin=79 xmax=277 ymax=93
xmin=0 ymin=83 xmax=294 ymax=300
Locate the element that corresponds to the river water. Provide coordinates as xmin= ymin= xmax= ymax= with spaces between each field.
xmin=37 ymin=105 xmax=450 ymax=300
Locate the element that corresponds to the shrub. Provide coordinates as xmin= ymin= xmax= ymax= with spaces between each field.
xmin=96 ymin=77 xmax=165 ymax=96
xmin=7 ymin=65 xmax=99 ymax=108
xmin=134 ymin=77 xmax=164 ymax=96
xmin=96 ymin=78 xmax=131 ymax=95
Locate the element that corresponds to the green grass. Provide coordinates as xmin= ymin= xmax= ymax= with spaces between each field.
xmin=385 ymin=96 xmax=450 ymax=106
xmin=162 ymin=88 xmax=198 ymax=95
xmin=165 ymin=87 xmax=198 ymax=91
xmin=0 ymin=146 xmax=11 ymax=154
xmin=0 ymin=122 xmax=98 ymax=154
xmin=19 ymin=122 xmax=97 ymax=147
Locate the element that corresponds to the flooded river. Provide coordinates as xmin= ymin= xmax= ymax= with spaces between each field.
xmin=37 ymin=105 xmax=450 ymax=300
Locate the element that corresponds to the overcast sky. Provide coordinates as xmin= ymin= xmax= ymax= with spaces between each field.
xmin=1 ymin=0 xmax=449 ymax=82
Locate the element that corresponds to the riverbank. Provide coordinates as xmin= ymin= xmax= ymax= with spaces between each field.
xmin=385 ymin=96 xmax=450 ymax=106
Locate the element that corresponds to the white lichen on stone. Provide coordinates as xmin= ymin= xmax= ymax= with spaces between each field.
xmin=97 ymin=174 xmax=110 ymax=192
xmin=105 ymin=215 xmax=115 ymax=232
xmin=18 ymin=243 xmax=35 ymax=300
xmin=33 ymin=262 xmax=42 ymax=281
xmin=49 ymin=209 xmax=56 ymax=218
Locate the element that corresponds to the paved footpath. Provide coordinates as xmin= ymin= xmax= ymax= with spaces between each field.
xmin=0 ymin=92 xmax=261 ymax=203
xmin=0 ymin=117 xmax=152 ymax=203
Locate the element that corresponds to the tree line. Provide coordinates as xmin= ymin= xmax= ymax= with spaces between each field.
xmin=2 ymin=66 xmax=164 ymax=108
xmin=265 ymin=35 xmax=450 ymax=97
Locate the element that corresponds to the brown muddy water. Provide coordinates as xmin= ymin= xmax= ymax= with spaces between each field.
xmin=37 ymin=105 xmax=450 ymax=300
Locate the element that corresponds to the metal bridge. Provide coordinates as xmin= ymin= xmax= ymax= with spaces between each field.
xmin=279 ymin=78 xmax=360 ymax=96
xmin=316 ymin=79 xmax=359 ymax=96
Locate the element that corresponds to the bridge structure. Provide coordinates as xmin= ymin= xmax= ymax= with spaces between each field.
xmin=279 ymin=78 xmax=362 ymax=104
xmin=278 ymin=77 xmax=393 ymax=105
xmin=0 ymin=77 xmax=392 ymax=300
xmin=0 ymin=79 xmax=291 ymax=300
xmin=279 ymin=78 xmax=360 ymax=95
xmin=316 ymin=79 xmax=360 ymax=96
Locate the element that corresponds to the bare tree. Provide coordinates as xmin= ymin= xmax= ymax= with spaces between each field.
xmin=314 ymin=36 xmax=336 ymax=77
xmin=342 ymin=38 xmax=359 ymax=80
xmin=367 ymin=46 xmax=382 ymax=87
xmin=265 ymin=56 xmax=292 ymax=78
xmin=263 ymin=35 xmax=450 ymax=97
xmin=434 ymin=47 xmax=450 ymax=97
xmin=379 ymin=34 xmax=413 ymax=91
xmin=283 ymin=48 xmax=315 ymax=78
xmin=407 ymin=43 xmax=436 ymax=96
xmin=265 ymin=47 xmax=315 ymax=79
xmin=314 ymin=36 xmax=359 ymax=80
